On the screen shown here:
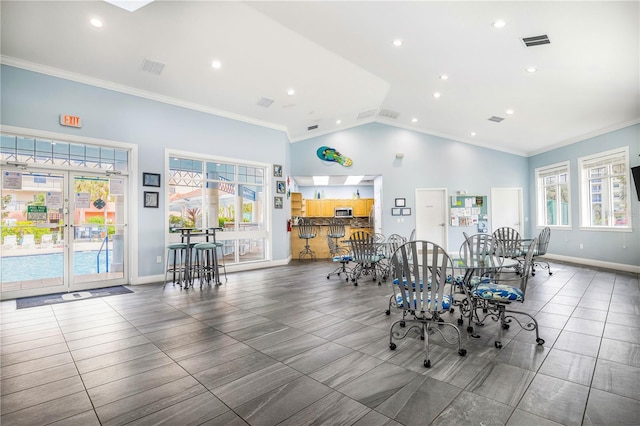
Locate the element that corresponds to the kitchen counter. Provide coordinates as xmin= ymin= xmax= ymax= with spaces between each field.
xmin=291 ymin=224 xmax=371 ymax=259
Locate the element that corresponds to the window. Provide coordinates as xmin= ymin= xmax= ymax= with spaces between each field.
xmin=578 ymin=147 xmax=631 ymax=229
xmin=536 ymin=161 xmax=570 ymax=227
xmin=168 ymin=155 xmax=268 ymax=264
xmin=1 ymin=134 xmax=129 ymax=171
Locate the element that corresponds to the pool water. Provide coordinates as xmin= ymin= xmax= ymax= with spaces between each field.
xmin=1 ymin=251 xmax=109 ymax=282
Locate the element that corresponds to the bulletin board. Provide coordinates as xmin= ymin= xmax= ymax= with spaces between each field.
xmin=450 ymin=195 xmax=488 ymax=231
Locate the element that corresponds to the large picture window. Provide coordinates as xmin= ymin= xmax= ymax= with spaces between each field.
xmin=168 ymin=155 xmax=268 ymax=264
xmin=578 ymin=147 xmax=631 ymax=229
xmin=535 ymin=161 xmax=570 ymax=227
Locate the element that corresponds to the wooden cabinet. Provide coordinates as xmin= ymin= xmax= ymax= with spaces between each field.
xmin=352 ymin=198 xmax=374 ymax=216
xmin=320 ymin=199 xmax=336 ymax=217
xmin=305 ymin=199 xmax=321 ymax=217
xmin=291 ymin=192 xmax=303 ymax=217
xmin=304 ymin=197 xmax=373 ymax=218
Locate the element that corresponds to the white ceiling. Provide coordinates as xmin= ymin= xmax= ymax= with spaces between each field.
xmin=1 ymin=1 xmax=638 ymax=157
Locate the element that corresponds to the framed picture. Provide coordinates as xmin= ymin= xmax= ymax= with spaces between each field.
xmin=274 ymin=196 xmax=283 ymax=209
xmin=391 ymin=207 xmax=402 ymax=216
xmin=143 ymin=172 xmax=161 ymax=187
xmin=273 ymin=164 xmax=283 ymax=177
xmin=401 ymin=208 xmax=412 ymax=216
xmin=144 ymin=191 xmax=159 ymax=208
xmin=276 ymin=180 xmax=286 ymax=194
xmin=395 ymin=198 xmax=406 ymax=207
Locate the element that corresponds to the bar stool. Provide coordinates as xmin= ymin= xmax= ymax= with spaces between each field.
xmin=214 ymin=241 xmax=228 ymax=283
xmin=297 ymin=218 xmax=317 ymax=260
xmin=326 ymin=218 xmax=346 ymax=257
xmin=164 ymin=242 xmax=188 ymax=288
xmin=192 ymin=242 xmax=217 ymax=287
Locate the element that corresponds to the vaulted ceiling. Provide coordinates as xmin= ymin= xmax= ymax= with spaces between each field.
xmin=1 ymin=1 xmax=638 ymax=157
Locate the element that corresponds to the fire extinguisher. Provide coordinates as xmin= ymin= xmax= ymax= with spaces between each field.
xmin=287 ymin=219 xmax=292 ymax=232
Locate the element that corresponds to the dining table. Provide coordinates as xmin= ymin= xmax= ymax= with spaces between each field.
xmin=450 ymin=255 xmax=520 ymax=338
xmin=173 ymin=227 xmax=223 ymax=287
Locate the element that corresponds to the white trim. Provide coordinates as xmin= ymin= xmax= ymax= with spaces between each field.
xmin=578 ymin=145 xmax=631 ymax=228
xmin=535 ymin=160 xmax=571 ymax=228
xmin=0 ymin=125 xmax=139 ymax=291
xmin=544 ymin=253 xmax=640 ymax=274
xmin=1 ymin=56 xmax=287 ymax=134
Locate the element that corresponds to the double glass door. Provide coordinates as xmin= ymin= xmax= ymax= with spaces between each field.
xmin=0 ymin=168 xmax=128 ymax=299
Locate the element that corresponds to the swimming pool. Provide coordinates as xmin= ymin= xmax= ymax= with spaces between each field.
xmin=1 ymin=251 xmax=109 ymax=282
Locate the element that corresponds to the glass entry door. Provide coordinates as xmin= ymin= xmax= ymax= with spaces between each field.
xmin=1 ymin=169 xmax=66 ymax=296
xmin=0 ymin=168 xmax=128 ymax=299
xmin=70 ymin=173 xmax=127 ymax=289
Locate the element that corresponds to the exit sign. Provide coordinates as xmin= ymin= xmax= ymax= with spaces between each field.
xmin=60 ymin=114 xmax=82 ymax=128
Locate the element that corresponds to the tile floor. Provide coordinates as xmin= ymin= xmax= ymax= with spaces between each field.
xmin=1 ymin=260 xmax=638 ymax=425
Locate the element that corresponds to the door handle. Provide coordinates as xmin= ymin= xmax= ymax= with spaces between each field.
xmin=439 ymin=223 xmax=445 ymax=226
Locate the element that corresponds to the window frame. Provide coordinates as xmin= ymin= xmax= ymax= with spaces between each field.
xmin=578 ymin=146 xmax=632 ymax=231
xmin=166 ymin=150 xmax=271 ymax=264
xmin=535 ymin=160 xmax=571 ymax=229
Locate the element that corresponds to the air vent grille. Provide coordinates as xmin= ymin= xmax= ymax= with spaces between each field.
xmin=378 ymin=109 xmax=400 ymax=120
xmin=307 ymin=124 xmax=319 ymax=131
xmin=141 ymin=58 xmax=165 ymax=75
xmin=488 ymin=116 xmax=505 ymax=123
xmin=257 ymin=97 xmax=274 ymax=108
xmin=522 ymin=34 xmax=550 ymax=47
xmin=357 ymin=109 xmax=376 ymax=120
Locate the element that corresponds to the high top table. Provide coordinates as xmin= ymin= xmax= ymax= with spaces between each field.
xmin=173 ymin=227 xmax=223 ymax=287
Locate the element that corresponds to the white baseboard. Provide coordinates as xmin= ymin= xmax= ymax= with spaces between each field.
xmin=130 ymin=257 xmax=294 ymax=286
xmin=544 ymin=253 xmax=640 ymax=274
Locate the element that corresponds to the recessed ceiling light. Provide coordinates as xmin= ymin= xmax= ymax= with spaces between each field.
xmin=344 ymin=175 xmax=364 ymax=185
xmin=506 ymin=109 xmax=514 ymax=115
xmin=492 ymin=19 xmax=506 ymax=28
xmin=211 ymin=60 xmax=221 ymax=69
xmin=433 ymin=92 xmax=441 ymax=99
xmin=411 ymin=118 xmax=418 ymax=123
xmin=392 ymin=39 xmax=403 ymax=47
xmin=470 ymin=132 xmax=477 ymax=136
xmin=439 ymin=74 xmax=449 ymax=80
xmin=526 ymin=67 xmax=537 ymax=73
xmin=336 ymin=119 xmax=342 ymax=125
xmin=287 ymin=89 xmax=295 ymax=96
xmin=90 ymin=18 xmax=103 ymax=28
xmin=313 ymin=176 xmax=329 ymax=185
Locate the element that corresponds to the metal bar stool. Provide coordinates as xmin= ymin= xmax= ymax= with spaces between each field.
xmin=297 ymin=218 xmax=317 ymax=260
xmin=192 ymin=242 xmax=218 ymax=287
xmin=214 ymin=241 xmax=228 ymax=283
xmin=164 ymin=242 xmax=188 ymax=288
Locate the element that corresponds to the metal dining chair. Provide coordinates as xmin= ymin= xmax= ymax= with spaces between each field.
xmin=388 ymin=240 xmax=467 ymax=368
xmin=347 ymin=230 xmax=385 ymax=285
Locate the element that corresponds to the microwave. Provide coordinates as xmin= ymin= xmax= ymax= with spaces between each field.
xmin=334 ymin=207 xmax=353 ymax=218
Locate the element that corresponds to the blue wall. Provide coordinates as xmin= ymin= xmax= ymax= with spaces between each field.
xmin=2 ymin=65 xmax=638 ymax=274
xmin=527 ymin=124 xmax=640 ymax=267
xmin=291 ymin=123 xmax=530 ymax=250
xmin=1 ymin=65 xmax=291 ymax=278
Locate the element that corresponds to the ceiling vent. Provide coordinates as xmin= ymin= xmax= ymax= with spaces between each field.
xmin=307 ymin=124 xmax=319 ymax=131
xmin=488 ymin=116 xmax=505 ymax=123
xmin=257 ymin=97 xmax=274 ymax=108
xmin=357 ymin=109 xmax=377 ymax=120
xmin=522 ymin=34 xmax=550 ymax=47
xmin=378 ymin=109 xmax=400 ymax=120
xmin=140 ymin=58 xmax=165 ymax=75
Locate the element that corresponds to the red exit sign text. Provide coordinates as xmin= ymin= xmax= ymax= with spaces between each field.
xmin=59 ymin=115 xmax=82 ymax=128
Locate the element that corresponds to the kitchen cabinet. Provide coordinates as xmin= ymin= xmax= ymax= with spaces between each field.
xmin=291 ymin=192 xmax=304 ymax=217
xmin=303 ymin=197 xmax=373 ymax=217
xmin=352 ymin=198 xmax=374 ymax=216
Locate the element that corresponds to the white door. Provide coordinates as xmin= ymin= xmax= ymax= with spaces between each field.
xmin=491 ymin=188 xmax=523 ymax=234
xmin=415 ymin=188 xmax=447 ymax=249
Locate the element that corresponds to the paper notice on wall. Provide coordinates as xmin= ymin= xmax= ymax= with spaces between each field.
xmin=75 ymin=192 xmax=91 ymax=208
xmin=110 ymin=178 xmax=124 ymax=195
xmin=465 ymin=198 xmax=473 ymax=208
xmin=2 ymin=171 xmax=22 ymax=189
xmin=46 ymin=191 xmax=63 ymax=209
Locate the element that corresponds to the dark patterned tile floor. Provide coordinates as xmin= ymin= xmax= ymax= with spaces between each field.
xmin=0 ymin=260 xmax=638 ymax=425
